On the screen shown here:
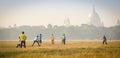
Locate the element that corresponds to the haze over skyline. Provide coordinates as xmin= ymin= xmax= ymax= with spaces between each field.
xmin=0 ymin=0 xmax=120 ymax=27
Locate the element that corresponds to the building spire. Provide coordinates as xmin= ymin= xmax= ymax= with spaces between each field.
xmin=64 ymin=17 xmax=70 ymax=27
xmin=117 ymin=19 xmax=120 ymax=25
xmin=93 ymin=4 xmax=95 ymax=13
xmin=89 ymin=4 xmax=104 ymax=27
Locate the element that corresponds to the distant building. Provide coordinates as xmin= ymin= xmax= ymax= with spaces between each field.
xmin=64 ymin=17 xmax=70 ymax=27
xmin=117 ymin=19 xmax=120 ymax=25
xmin=89 ymin=5 xmax=104 ymax=27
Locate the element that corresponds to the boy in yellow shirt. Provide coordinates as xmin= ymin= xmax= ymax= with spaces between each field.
xmin=19 ymin=31 xmax=27 ymax=48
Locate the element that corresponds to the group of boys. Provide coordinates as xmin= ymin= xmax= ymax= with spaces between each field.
xmin=16 ymin=31 xmax=66 ymax=48
xmin=16 ymin=31 xmax=42 ymax=48
xmin=16 ymin=31 xmax=107 ymax=48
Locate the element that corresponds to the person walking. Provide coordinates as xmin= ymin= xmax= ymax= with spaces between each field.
xmin=103 ymin=35 xmax=107 ymax=44
xmin=19 ymin=31 xmax=27 ymax=48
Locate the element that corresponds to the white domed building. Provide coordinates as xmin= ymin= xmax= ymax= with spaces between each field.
xmin=89 ymin=5 xmax=104 ymax=27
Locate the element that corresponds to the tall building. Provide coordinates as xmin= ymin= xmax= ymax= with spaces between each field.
xmin=117 ymin=19 xmax=120 ymax=25
xmin=64 ymin=17 xmax=70 ymax=27
xmin=89 ymin=5 xmax=104 ymax=27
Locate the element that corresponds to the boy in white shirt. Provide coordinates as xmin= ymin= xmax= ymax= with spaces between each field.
xmin=32 ymin=35 xmax=40 ymax=47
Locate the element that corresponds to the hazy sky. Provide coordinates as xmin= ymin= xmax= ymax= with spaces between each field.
xmin=0 ymin=0 xmax=120 ymax=27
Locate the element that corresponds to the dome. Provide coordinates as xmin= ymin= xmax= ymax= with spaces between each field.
xmin=89 ymin=5 xmax=103 ymax=27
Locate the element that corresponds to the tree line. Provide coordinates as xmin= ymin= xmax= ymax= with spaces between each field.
xmin=0 ymin=24 xmax=120 ymax=40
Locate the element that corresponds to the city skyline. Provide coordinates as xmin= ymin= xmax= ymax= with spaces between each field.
xmin=0 ymin=0 xmax=120 ymax=27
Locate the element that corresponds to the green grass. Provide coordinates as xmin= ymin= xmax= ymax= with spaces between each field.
xmin=0 ymin=40 xmax=120 ymax=58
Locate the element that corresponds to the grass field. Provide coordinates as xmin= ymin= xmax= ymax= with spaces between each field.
xmin=0 ymin=40 xmax=120 ymax=58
